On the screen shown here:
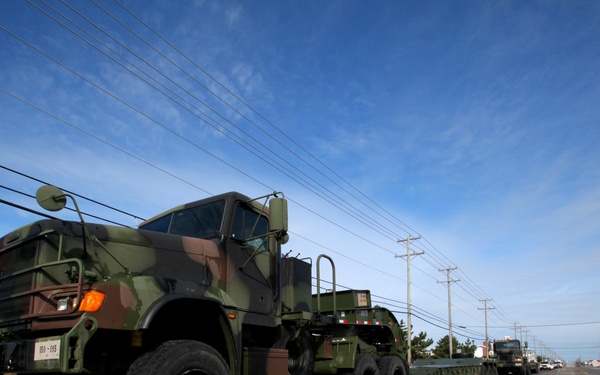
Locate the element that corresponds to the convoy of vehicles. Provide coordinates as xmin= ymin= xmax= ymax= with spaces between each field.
xmin=0 ymin=185 xmax=540 ymax=374
xmin=538 ymin=359 xmax=564 ymax=371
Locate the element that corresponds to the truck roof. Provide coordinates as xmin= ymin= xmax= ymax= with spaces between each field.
xmin=139 ymin=191 xmax=255 ymax=228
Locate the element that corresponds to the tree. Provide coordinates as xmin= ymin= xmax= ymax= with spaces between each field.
xmin=397 ymin=319 xmax=409 ymax=355
xmin=411 ymin=331 xmax=434 ymax=361
xmin=458 ymin=338 xmax=477 ymax=353
xmin=432 ymin=335 xmax=460 ymax=358
xmin=395 ymin=319 xmax=434 ymax=361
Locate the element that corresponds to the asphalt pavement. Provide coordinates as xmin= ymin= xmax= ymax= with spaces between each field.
xmin=552 ymin=367 xmax=600 ymax=375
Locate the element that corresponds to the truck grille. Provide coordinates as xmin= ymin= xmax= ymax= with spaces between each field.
xmin=0 ymin=227 xmax=84 ymax=325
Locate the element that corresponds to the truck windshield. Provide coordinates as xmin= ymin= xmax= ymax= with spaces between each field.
xmin=495 ymin=342 xmax=520 ymax=349
xmin=140 ymin=200 xmax=226 ymax=238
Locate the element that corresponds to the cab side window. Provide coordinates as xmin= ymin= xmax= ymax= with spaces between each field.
xmin=232 ymin=205 xmax=269 ymax=251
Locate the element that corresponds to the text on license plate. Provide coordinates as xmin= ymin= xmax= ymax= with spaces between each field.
xmin=34 ymin=339 xmax=61 ymax=361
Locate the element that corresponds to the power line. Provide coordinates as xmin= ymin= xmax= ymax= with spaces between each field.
xmin=23 ymin=0 xmax=413 ymax=246
xmin=1 ymin=184 xmax=132 ymax=228
xmin=0 ymin=198 xmax=58 ymax=220
xmin=0 ymin=1 xmax=539 ymax=348
xmin=119 ymin=4 xmax=489 ymax=317
xmin=1 ymin=165 xmax=144 ymax=221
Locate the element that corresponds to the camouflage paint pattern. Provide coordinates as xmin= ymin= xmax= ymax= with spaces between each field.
xmin=0 ymin=191 xmax=282 ymax=373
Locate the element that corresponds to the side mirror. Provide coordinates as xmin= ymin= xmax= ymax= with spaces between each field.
xmin=36 ymin=185 xmax=67 ymax=212
xmin=269 ymin=197 xmax=288 ymax=244
xmin=34 ymin=185 xmax=92 ymax=242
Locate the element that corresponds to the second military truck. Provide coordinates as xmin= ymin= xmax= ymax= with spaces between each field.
xmin=493 ymin=339 xmax=539 ymax=375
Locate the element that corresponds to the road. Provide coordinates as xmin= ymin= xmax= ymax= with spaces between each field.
xmin=550 ymin=368 xmax=600 ymax=375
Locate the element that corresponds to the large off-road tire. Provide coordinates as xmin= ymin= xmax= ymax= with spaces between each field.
xmin=126 ymin=340 xmax=229 ymax=375
xmin=286 ymin=330 xmax=314 ymax=375
xmin=352 ymin=355 xmax=380 ymax=375
xmin=378 ymin=356 xmax=407 ymax=375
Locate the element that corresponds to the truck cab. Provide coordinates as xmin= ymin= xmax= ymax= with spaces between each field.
xmin=493 ymin=339 xmax=537 ymax=375
xmin=0 ymin=189 xmax=289 ymax=374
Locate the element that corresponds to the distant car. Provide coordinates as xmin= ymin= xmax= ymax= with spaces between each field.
xmin=553 ymin=360 xmax=563 ymax=369
xmin=540 ymin=361 xmax=552 ymax=370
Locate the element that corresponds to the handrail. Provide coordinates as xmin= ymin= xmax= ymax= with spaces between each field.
xmin=316 ymin=254 xmax=336 ymax=317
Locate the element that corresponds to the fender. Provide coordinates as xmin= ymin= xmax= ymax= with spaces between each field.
xmin=137 ymin=294 xmax=240 ymax=374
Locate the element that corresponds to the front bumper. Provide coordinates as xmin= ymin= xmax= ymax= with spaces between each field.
xmin=1 ymin=317 xmax=97 ymax=373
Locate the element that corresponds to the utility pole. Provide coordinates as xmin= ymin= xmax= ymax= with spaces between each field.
xmin=395 ymin=235 xmax=423 ymax=365
xmin=519 ymin=326 xmax=523 ymax=344
xmin=523 ymin=330 xmax=529 ymax=347
xmin=522 ymin=330 xmax=530 ymax=363
xmin=438 ymin=267 xmax=459 ymax=357
xmin=478 ymin=298 xmax=494 ymax=358
xmin=540 ymin=341 xmax=545 ymax=360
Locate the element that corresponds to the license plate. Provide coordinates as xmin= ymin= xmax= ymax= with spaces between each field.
xmin=34 ymin=339 xmax=61 ymax=361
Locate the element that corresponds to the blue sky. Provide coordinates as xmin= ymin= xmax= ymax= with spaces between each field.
xmin=1 ymin=0 xmax=600 ymax=363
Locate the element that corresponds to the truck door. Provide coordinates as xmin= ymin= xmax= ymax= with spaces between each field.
xmin=227 ymin=202 xmax=277 ymax=321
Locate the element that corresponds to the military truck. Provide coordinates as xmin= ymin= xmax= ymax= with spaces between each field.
xmin=493 ymin=339 xmax=538 ymax=375
xmin=0 ymin=186 xmax=494 ymax=375
xmin=524 ymin=348 xmax=539 ymax=373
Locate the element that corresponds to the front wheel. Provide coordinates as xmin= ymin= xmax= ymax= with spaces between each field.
xmin=126 ymin=340 xmax=229 ymax=375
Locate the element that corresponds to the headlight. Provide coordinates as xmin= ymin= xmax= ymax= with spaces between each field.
xmin=57 ymin=296 xmax=78 ymax=311
xmin=57 ymin=297 xmax=70 ymax=311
